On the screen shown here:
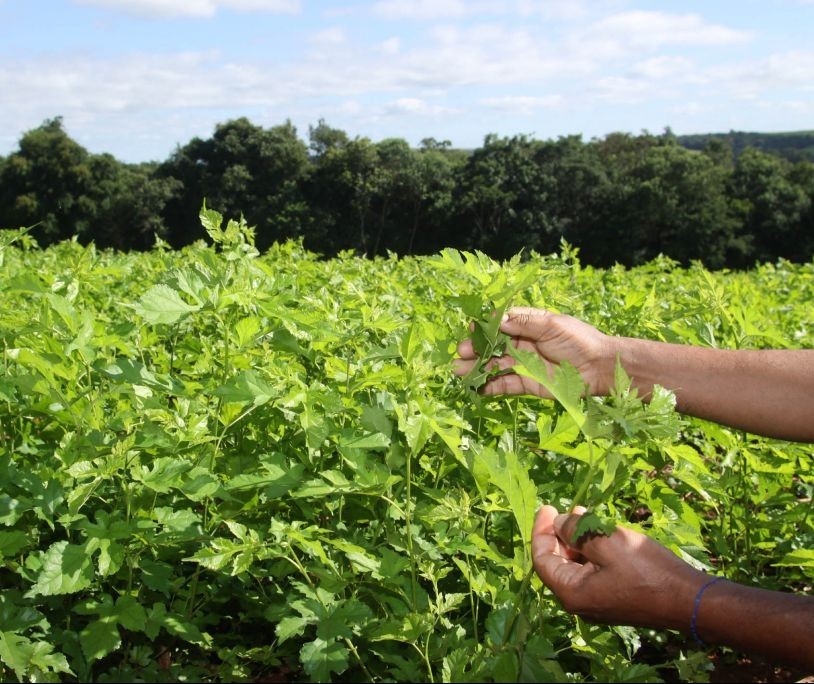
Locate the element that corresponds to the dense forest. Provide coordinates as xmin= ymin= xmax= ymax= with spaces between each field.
xmin=1 ymin=117 xmax=813 ymax=268
xmin=677 ymin=129 xmax=814 ymax=162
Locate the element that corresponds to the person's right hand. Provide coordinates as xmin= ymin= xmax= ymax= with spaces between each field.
xmin=453 ymin=307 xmax=617 ymax=398
xmin=531 ymin=505 xmax=707 ymax=630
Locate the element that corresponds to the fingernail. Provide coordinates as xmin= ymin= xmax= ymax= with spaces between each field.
xmin=501 ymin=314 xmax=508 ymax=323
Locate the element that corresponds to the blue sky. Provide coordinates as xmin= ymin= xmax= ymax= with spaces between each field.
xmin=1 ymin=0 xmax=813 ymax=163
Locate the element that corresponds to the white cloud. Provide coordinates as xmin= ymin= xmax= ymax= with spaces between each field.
xmin=571 ymin=11 xmax=751 ymax=60
xmin=72 ymin=0 xmax=300 ymax=19
xmin=481 ymin=95 xmax=565 ymax=114
xmin=594 ymin=76 xmax=655 ymax=104
xmin=372 ymin=0 xmax=495 ymax=19
xmin=371 ymin=0 xmax=600 ymax=21
xmin=704 ymin=50 xmax=814 ymax=99
xmin=376 ymin=37 xmax=401 ymax=56
xmin=310 ymin=27 xmax=347 ymax=46
xmin=630 ymin=56 xmax=696 ymax=80
xmin=383 ymin=97 xmax=451 ymax=115
xmin=514 ymin=0 xmax=590 ymax=20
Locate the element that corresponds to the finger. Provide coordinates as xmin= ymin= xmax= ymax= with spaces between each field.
xmin=531 ymin=506 xmax=573 ymax=584
xmin=456 ymin=338 xmax=476 ymax=359
xmin=500 ymin=307 xmax=552 ymax=340
xmin=553 ymin=512 xmax=616 ymax=566
xmin=480 ymin=372 xmax=528 ymax=396
xmin=533 ymin=505 xmax=582 ymax=562
xmin=533 ymin=505 xmax=560 ymax=536
xmin=533 ymin=546 xmax=598 ymax=598
xmin=452 ymin=358 xmax=476 ymax=376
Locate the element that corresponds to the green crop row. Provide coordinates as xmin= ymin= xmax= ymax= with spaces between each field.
xmin=0 ymin=216 xmax=811 ymax=682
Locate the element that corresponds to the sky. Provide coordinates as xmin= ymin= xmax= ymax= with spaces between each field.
xmin=1 ymin=0 xmax=813 ymax=163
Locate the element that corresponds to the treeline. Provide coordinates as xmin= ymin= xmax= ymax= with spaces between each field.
xmin=678 ymin=129 xmax=814 ymax=163
xmin=1 ymin=116 xmax=813 ymax=268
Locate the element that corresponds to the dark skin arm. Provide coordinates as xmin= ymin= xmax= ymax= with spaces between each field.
xmin=454 ymin=307 xmax=814 ymax=442
xmin=533 ymin=506 xmax=814 ymax=669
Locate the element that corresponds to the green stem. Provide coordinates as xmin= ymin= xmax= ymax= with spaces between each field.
xmin=570 ymin=440 xmax=599 ymax=513
xmin=405 ymin=446 xmax=419 ymax=610
xmin=344 ymin=637 xmax=374 ymax=683
xmin=466 ymin=554 xmax=479 ymax=643
xmin=502 ymin=566 xmax=536 ymax=646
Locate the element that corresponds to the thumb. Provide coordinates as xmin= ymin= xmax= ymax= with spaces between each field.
xmin=532 ymin=508 xmax=597 ymax=596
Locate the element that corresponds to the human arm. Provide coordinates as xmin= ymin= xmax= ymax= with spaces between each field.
xmin=532 ymin=506 xmax=814 ymax=668
xmin=453 ymin=307 xmax=814 ymax=442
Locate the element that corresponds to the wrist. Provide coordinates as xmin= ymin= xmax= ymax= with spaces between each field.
xmin=658 ymin=567 xmax=710 ymax=632
xmin=598 ymin=335 xmax=636 ymax=395
xmin=609 ymin=335 xmax=660 ymax=400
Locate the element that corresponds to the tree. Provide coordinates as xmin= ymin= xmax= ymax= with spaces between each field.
xmin=0 ymin=118 xmax=95 ymax=242
xmin=454 ymin=134 xmax=554 ymax=259
xmin=402 ymin=148 xmax=457 ymax=255
xmin=308 ymin=119 xmax=349 ymax=158
xmin=728 ymin=148 xmax=812 ymax=264
xmin=303 ymin=132 xmax=381 ymax=255
xmin=158 ymin=118 xmax=309 ymax=250
xmin=0 ymin=118 xmax=176 ymax=249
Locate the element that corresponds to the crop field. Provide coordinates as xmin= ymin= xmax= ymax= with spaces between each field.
xmin=0 ymin=212 xmax=812 ymax=683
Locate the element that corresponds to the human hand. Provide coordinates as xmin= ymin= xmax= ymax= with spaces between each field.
xmin=531 ymin=506 xmax=706 ymax=630
xmin=453 ymin=307 xmax=617 ymax=397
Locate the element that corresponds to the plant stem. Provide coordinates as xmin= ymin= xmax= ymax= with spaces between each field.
xmin=405 ymin=445 xmax=419 ymax=610
xmin=570 ymin=440 xmax=598 ymax=513
xmin=502 ymin=566 xmax=536 ymax=646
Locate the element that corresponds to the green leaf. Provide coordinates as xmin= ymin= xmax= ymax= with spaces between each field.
xmin=315 ymin=600 xmax=372 ymax=641
xmin=571 ymin=512 xmax=617 ymax=543
xmin=507 ymin=347 xmax=590 ymax=433
xmin=214 ymin=370 xmax=278 ymax=406
xmin=276 ymin=615 xmax=310 ymax=644
xmin=134 ymin=284 xmax=201 ymax=325
xmin=469 ymin=445 xmax=537 ymax=555
xmin=200 ymin=203 xmax=225 ymax=243
xmin=132 ymin=457 xmax=192 ymax=493
xmin=339 ymin=430 xmax=390 ymax=450
xmin=25 ymin=541 xmax=94 ymax=597
xmin=0 ymin=631 xmax=31 ymax=679
xmin=0 ymin=531 xmax=30 ymax=557
xmin=774 ymin=549 xmax=814 ymax=567
xmin=300 ymin=638 xmax=349 ymax=683
xmin=0 ymin=631 xmax=73 ymax=679
xmin=115 ymin=596 xmax=147 ymax=632
xmin=80 ymin=617 xmax=121 ymax=663
xmin=226 ymin=455 xmax=304 ymax=499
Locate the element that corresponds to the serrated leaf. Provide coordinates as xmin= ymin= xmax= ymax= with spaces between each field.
xmin=0 ymin=631 xmax=32 ymax=679
xmin=300 ymin=638 xmax=349 ymax=683
xmin=507 ymin=347 xmax=589 ymax=433
xmin=115 ymin=596 xmax=147 ymax=632
xmin=214 ymin=370 xmax=278 ymax=406
xmin=469 ymin=445 xmax=537 ymax=554
xmin=276 ymin=615 xmax=309 ymax=644
xmin=571 ymin=512 xmax=617 ymax=543
xmin=25 ymin=541 xmax=94 ymax=597
xmin=234 ymin=316 xmax=262 ymax=347
xmin=134 ymin=284 xmax=201 ymax=325
xmin=80 ymin=617 xmax=121 ymax=663
xmin=315 ymin=600 xmax=372 ymax=641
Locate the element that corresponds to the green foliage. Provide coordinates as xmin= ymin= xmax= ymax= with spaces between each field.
xmin=0 ymin=223 xmax=811 ymax=682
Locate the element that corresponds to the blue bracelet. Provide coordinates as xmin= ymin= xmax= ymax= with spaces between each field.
xmin=690 ymin=576 xmax=724 ymax=647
